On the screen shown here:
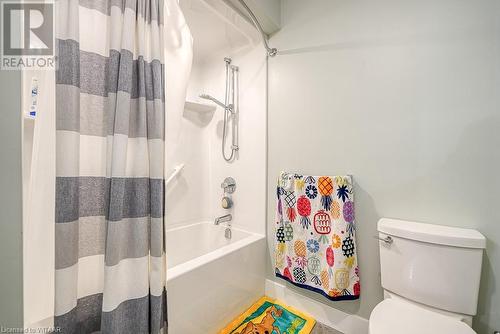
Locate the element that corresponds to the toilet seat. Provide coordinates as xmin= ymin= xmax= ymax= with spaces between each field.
xmin=369 ymin=299 xmax=476 ymax=334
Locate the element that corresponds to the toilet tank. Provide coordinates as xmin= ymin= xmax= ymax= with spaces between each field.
xmin=378 ymin=218 xmax=486 ymax=316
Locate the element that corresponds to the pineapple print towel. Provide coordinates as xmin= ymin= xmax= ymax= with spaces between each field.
xmin=275 ymin=172 xmax=360 ymax=301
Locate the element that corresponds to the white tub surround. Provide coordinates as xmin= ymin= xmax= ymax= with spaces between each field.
xmin=165 ymin=1 xmax=268 ymax=332
xmin=167 ymin=222 xmax=266 ymax=334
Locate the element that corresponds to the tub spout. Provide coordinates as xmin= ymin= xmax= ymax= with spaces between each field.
xmin=214 ymin=214 xmax=232 ymax=225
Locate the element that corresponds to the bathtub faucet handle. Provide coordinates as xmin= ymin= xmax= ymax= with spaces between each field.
xmin=221 ymin=177 xmax=236 ymax=194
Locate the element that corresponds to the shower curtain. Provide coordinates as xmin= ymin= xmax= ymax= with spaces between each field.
xmin=54 ymin=1 xmax=166 ymax=333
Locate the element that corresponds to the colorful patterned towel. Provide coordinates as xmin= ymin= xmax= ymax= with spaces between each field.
xmin=275 ymin=172 xmax=360 ymax=301
xmin=219 ymin=296 xmax=315 ymax=334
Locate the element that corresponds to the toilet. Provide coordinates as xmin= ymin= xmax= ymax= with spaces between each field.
xmin=369 ymin=218 xmax=486 ymax=334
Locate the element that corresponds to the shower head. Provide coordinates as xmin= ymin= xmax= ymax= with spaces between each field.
xmin=199 ymin=94 xmax=230 ymax=110
xmin=199 ymin=93 xmax=213 ymax=100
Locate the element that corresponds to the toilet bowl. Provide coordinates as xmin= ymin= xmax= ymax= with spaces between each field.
xmin=369 ymin=218 xmax=486 ymax=334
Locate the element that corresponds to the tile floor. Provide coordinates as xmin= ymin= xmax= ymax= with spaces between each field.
xmin=311 ymin=322 xmax=343 ymax=334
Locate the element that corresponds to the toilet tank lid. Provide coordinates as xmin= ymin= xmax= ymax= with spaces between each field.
xmin=378 ymin=218 xmax=486 ymax=249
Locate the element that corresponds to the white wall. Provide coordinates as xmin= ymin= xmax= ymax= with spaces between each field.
xmin=267 ymin=1 xmax=500 ymax=333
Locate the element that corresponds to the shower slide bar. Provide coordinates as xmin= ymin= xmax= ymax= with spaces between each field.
xmin=236 ymin=0 xmax=278 ymax=57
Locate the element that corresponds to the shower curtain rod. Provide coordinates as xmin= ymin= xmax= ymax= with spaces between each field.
xmin=236 ymin=0 xmax=278 ymax=57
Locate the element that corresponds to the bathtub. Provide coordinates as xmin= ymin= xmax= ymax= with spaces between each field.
xmin=166 ymin=221 xmax=266 ymax=334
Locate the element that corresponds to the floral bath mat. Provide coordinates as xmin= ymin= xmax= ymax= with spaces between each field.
xmin=219 ymin=296 xmax=315 ymax=334
xmin=274 ymin=172 xmax=360 ymax=301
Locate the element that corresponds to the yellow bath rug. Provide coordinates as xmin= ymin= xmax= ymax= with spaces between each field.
xmin=219 ymin=296 xmax=316 ymax=334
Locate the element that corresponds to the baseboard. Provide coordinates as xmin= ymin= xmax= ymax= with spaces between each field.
xmin=265 ymin=279 xmax=368 ymax=334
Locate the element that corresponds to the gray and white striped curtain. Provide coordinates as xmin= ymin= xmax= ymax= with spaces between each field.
xmin=54 ymin=0 xmax=167 ymax=333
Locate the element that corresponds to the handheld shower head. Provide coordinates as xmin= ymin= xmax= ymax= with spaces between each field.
xmin=199 ymin=94 xmax=231 ymax=111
